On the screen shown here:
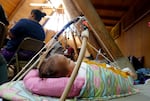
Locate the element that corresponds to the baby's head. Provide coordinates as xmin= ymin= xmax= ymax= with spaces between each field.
xmin=39 ymin=54 xmax=75 ymax=78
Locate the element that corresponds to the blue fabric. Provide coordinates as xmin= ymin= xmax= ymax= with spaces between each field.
xmin=137 ymin=68 xmax=150 ymax=74
xmin=134 ymin=68 xmax=150 ymax=84
xmin=6 ymin=19 xmax=45 ymax=51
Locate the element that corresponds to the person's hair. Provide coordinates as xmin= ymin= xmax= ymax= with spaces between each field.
xmin=39 ymin=54 xmax=68 ymax=78
xmin=31 ymin=9 xmax=46 ymax=22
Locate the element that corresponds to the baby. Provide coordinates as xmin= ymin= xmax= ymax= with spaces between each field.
xmin=39 ymin=53 xmax=75 ymax=78
xmin=39 ymin=53 xmax=135 ymax=79
xmin=24 ymin=53 xmax=138 ymax=99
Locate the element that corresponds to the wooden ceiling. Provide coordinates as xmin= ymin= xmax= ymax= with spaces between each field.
xmin=0 ymin=0 xmax=149 ymax=32
xmin=91 ymin=0 xmax=134 ymax=31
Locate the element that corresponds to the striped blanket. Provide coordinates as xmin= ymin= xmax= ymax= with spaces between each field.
xmin=77 ymin=60 xmax=138 ymax=100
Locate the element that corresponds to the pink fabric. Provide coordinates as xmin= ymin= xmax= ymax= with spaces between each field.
xmin=23 ymin=69 xmax=85 ymax=98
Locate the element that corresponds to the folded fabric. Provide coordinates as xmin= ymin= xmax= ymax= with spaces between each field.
xmin=77 ymin=61 xmax=139 ymax=100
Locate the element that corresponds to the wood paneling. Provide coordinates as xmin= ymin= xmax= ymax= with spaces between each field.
xmin=116 ymin=14 xmax=150 ymax=68
xmin=91 ymin=0 xmax=135 ymax=31
xmin=1 ymin=0 xmax=141 ymax=31
xmin=122 ymin=0 xmax=150 ymax=31
xmin=0 ymin=0 xmax=21 ymax=18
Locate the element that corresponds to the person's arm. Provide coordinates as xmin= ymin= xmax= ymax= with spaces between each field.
xmin=7 ymin=19 xmax=25 ymax=39
xmin=7 ymin=30 xmax=14 ymax=39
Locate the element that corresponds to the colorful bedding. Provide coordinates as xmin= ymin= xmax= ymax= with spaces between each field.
xmin=0 ymin=61 xmax=139 ymax=100
xmin=0 ymin=81 xmax=60 ymax=101
xmin=77 ymin=61 xmax=139 ymax=100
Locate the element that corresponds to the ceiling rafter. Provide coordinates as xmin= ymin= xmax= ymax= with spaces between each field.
xmin=104 ymin=22 xmax=116 ymax=27
xmin=93 ymin=4 xmax=129 ymax=12
xmin=99 ymin=15 xmax=121 ymax=21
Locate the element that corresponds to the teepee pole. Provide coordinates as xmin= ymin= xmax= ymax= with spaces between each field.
xmin=73 ymin=0 xmax=136 ymax=78
xmin=60 ymin=29 xmax=89 ymax=101
xmin=70 ymin=31 xmax=79 ymax=59
xmin=62 ymin=0 xmax=101 ymax=59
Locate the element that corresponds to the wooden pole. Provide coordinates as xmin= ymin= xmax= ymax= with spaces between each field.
xmin=73 ymin=0 xmax=137 ymax=77
xmin=70 ymin=31 xmax=79 ymax=59
xmin=62 ymin=0 xmax=100 ymax=59
xmin=72 ymin=0 xmax=122 ymax=59
xmin=62 ymin=0 xmax=80 ymax=20
xmin=60 ymin=29 xmax=89 ymax=101
xmin=87 ymin=30 xmax=102 ymax=58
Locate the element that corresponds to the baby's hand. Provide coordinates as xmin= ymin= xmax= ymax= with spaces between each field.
xmin=122 ymin=67 xmax=136 ymax=79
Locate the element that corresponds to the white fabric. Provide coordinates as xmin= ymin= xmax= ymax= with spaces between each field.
xmin=77 ymin=62 xmax=87 ymax=78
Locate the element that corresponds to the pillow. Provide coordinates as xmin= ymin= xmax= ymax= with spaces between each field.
xmin=23 ymin=69 xmax=85 ymax=98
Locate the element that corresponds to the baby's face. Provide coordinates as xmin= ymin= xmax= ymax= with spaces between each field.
xmin=56 ymin=54 xmax=75 ymax=76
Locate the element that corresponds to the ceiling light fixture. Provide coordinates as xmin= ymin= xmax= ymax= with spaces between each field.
xmin=29 ymin=3 xmax=51 ymax=7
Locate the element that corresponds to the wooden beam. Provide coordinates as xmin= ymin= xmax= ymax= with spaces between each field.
xmin=62 ymin=0 xmax=80 ymax=19
xmin=62 ymin=0 xmax=99 ymax=59
xmin=122 ymin=0 xmax=150 ymax=31
xmin=73 ymin=0 xmax=122 ymax=59
xmin=73 ymin=0 xmax=137 ymax=76
xmin=87 ymin=30 xmax=102 ymax=58
xmin=93 ymin=4 xmax=128 ymax=12
xmin=104 ymin=23 xmax=116 ymax=27
xmin=100 ymin=15 xmax=120 ymax=21
xmin=8 ymin=0 xmax=26 ymax=20
xmin=70 ymin=31 xmax=79 ymax=59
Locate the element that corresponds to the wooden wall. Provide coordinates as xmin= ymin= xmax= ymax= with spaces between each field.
xmin=0 ymin=0 xmax=50 ymax=28
xmin=116 ymin=13 xmax=150 ymax=68
xmin=0 ymin=0 xmax=21 ymax=18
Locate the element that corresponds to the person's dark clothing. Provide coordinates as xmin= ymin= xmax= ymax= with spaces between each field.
xmin=6 ymin=19 xmax=45 ymax=51
xmin=1 ymin=18 xmax=45 ymax=62
xmin=0 ymin=54 xmax=8 ymax=85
